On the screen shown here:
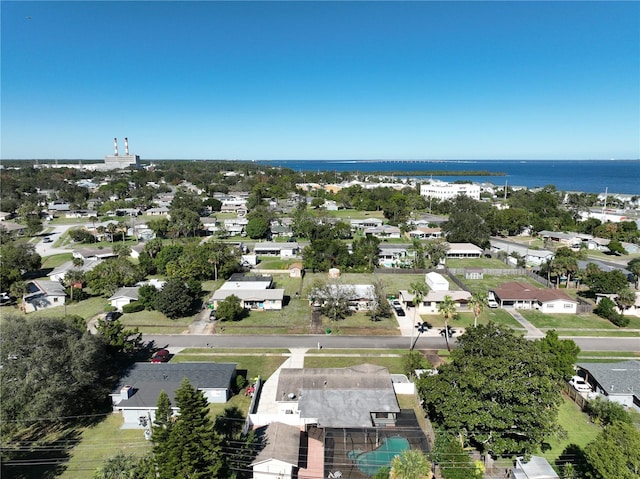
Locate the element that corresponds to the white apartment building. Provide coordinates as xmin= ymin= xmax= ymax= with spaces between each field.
xmin=420 ymin=180 xmax=480 ymax=201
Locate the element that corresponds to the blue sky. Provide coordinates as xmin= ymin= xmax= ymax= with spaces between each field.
xmin=1 ymin=1 xmax=638 ymax=160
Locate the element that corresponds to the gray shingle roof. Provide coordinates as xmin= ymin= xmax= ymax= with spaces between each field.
xmin=251 ymin=422 xmax=300 ymax=467
xmin=112 ymin=362 xmax=236 ymax=408
xmin=577 ymin=361 xmax=640 ymax=397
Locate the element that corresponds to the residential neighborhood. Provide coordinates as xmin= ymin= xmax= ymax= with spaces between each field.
xmin=1 ymin=159 xmax=639 ymax=479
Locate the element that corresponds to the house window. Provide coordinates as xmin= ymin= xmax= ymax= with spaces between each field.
xmin=564 ymin=304 xmax=573 ymax=309
xmin=53 ymin=298 xmax=59 ymax=303
xmin=547 ymin=304 xmax=554 ymax=309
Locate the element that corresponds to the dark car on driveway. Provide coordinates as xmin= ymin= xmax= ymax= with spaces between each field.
xmin=395 ymin=308 xmax=406 ymax=317
xmin=104 ymin=311 xmax=120 ymax=322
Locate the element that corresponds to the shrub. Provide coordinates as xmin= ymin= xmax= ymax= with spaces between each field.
xmin=122 ymin=301 xmax=145 ymax=314
xmin=594 ymin=297 xmax=629 ymax=327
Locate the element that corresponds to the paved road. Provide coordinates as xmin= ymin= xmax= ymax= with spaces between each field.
xmin=142 ymin=333 xmax=639 ymax=352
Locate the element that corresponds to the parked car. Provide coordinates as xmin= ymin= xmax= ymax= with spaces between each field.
xmin=395 ymin=308 xmax=406 ymax=317
xmin=488 ymin=300 xmax=499 ymax=308
xmin=151 ymin=349 xmax=170 ymax=363
xmin=43 ymin=237 xmax=53 ymax=243
xmin=209 ymin=310 xmax=217 ymax=320
xmin=104 ymin=311 xmax=121 ymax=322
xmin=568 ymin=376 xmax=591 ymax=392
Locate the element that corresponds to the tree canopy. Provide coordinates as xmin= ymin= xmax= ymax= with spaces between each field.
xmin=0 ymin=316 xmax=108 ymax=434
xmin=418 ymin=323 xmax=562 ymax=456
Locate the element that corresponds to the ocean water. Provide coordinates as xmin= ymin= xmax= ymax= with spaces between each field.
xmin=255 ymin=159 xmax=640 ymax=195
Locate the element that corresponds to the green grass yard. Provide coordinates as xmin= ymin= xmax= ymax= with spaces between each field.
xmin=520 ymin=309 xmax=640 ymax=330
xmin=539 ymin=395 xmax=601 ymax=465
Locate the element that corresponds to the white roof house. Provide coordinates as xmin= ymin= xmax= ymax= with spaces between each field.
xmin=23 ymin=280 xmax=66 ymax=313
xmin=445 ymin=242 xmax=483 ymax=258
xmin=210 ymin=289 xmax=285 ymax=311
xmin=254 ymin=242 xmax=300 ymax=258
xmin=109 ymin=287 xmax=140 ymax=312
xmin=511 ymin=456 xmax=559 ymax=479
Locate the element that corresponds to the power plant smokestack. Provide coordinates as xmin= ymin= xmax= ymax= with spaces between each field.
xmin=124 ymin=137 xmax=129 ymax=155
xmin=113 ymin=137 xmax=118 ymax=156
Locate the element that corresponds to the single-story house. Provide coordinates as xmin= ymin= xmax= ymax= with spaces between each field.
xmin=538 ymin=230 xmax=582 ymax=249
xmin=23 ymin=280 xmax=66 ymax=313
xmin=109 ymin=287 xmax=140 ymax=311
xmin=350 ymin=218 xmax=383 ymax=232
xmin=223 ymin=217 xmax=248 ymax=236
xmin=363 ymin=224 xmax=402 ymax=239
xmin=511 ymin=456 xmax=559 ymax=479
xmin=144 ymin=206 xmax=170 ymax=217
xmin=65 ymin=209 xmax=98 ymax=219
xmin=273 ymin=364 xmax=400 ymax=428
xmin=111 ymin=362 xmax=237 ymax=428
xmin=0 ymin=221 xmax=27 ymax=236
xmin=308 ymin=284 xmax=376 ymax=312
xmin=73 ymin=247 xmax=117 ymax=261
xmin=595 ymin=292 xmax=640 ymax=317
xmin=49 ymin=258 xmax=100 ymax=282
xmin=445 ymin=242 xmax=483 ymax=258
xmin=407 ymin=227 xmax=442 ymax=240
xmin=254 ymin=242 xmax=299 ymax=258
xmin=489 ymin=238 xmax=555 ymax=267
xmin=210 ymin=288 xmax=285 ymax=311
xmin=200 ymin=216 xmax=218 ymax=234
xmin=576 ymin=361 xmax=640 ymax=410
xmin=251 ymin=422 xmax=301 ymax=479
xmin=377 ymin=244 xmax=414 ymax=268
xmin=219 ymin=273 xmax=273 ymax=290
xmin=129 ymin=244 xmax=145 ymax=259
xmin=399 ymin=289 xmax=471 ymax=315
xmin=491 ymin=282 xmax=578 ymax=313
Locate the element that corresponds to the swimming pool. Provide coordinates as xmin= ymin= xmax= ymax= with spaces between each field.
xmin=347 ymin=436 xmax=411 ymax=476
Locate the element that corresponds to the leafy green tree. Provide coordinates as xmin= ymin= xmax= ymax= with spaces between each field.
xmin=594 ymin=297 xmax=629 ymax=327
xmin=351 ymin=235 xmax=380 ymax=272
xmin=152 ymin=390 xmax=174 ymax=474
xmin=138 ymin=284 xmax=160 ymax=310
xmin=535 ymin=330 xmax=580 ymax=382
xmin=156 ymin=278 xmax=195 ymax=319
xmin=607 ymin=239 xmax=627 ymax=255
xmin=0 ymin=241 xmax=41 ymax=292
xmin=308 ymin=280 xmax=354 ymax=321
xmin=369 ymin=279 xmax=393 ymax=322
xmin=437 ymin=295 xmax=457 ymax=352
xmin=215 ymin=294 xmax=245 ymax=322
xmin=402 ymin=351 xmax=429 ymax=379
xmin=615 ymin=288 xmax=637 ymax=314
xmin=627 ymin=258 xmax=640 ymax=289
xmin=442 ymin=195 xmax=491 ymax=248
xmin=584 ymin=397 xmax=632 ymax=427
xmin=432 ymin=432 xmax=483 ymax=479
xmin=418 ymin=323 xmax=561 ymax=456
xmin=154 ymin=245 xmax=184 ymax=274
xmin=389 ymin=449 xmax=432 ymax=479
xmin=93 ymin=451 xmax=152 ymax=479
xmin=86 ymin=257 xmax=145 ymax=296
xmin=168 ymin=207 xmax=201 ymax=238
xmin=95 ymin=319 xmax=143 ymax=355
xmin=424 ymin=239 xmax=449 ymax=268
xmin=147 ymin=217 xmax=169 ymax=239
xmin=583 ymin=421 xmax=640 ymax=479
xmin=585 ymin=269 xmax=629 ymax=295
xmin=302 ymin=238 xmax=351 ymax=272
xmin=0 ymin=316 xmax=108 ymax=434
xmin=159 ymin=379 xmax=224 ymax=479
xmin=245 ymin=216 xmax=270 ymax=239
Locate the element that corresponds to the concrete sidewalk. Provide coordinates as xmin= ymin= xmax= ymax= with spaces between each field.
xmin=504 ymin=307 xmax=545 ymax=339
xmin=256 ymin=348 xmax=307 ymax=415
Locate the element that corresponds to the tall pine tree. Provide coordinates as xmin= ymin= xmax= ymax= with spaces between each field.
xmin=160 ymin=379 xmax=224 ymax=479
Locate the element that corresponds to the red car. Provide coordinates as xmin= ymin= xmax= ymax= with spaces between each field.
xmin=151 ymin=349 xmax=170 ymax=363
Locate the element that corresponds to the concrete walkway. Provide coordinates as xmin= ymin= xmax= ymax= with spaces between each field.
xmin=504 ymin=307 xmax=545 ymax=339
xmin=256 ymin=348 xmax=307 ymax=415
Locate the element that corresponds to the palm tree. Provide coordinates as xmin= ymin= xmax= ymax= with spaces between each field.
xmin=468 ymin=292 xmax=488 ymax=328
xmin=389 ymin=449 xmax=432 ymax=479
xmin=437 ymin=294 xmax=457 ymax=352
xmin=64 ymin=270 xmax=86 ymax=302
xmin=106 ymin=222 xmax=118 ymax=243
xmin=409 ymin=281 xmax=428 ymax=351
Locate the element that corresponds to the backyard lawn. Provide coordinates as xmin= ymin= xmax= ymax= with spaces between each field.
xmin=454 ymin=274 xmax=545 ymax=294
xmin=40 ymin=253 xmax=74 ymax=269
xmin=539 ymin=395 xmax=601 ymax=466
